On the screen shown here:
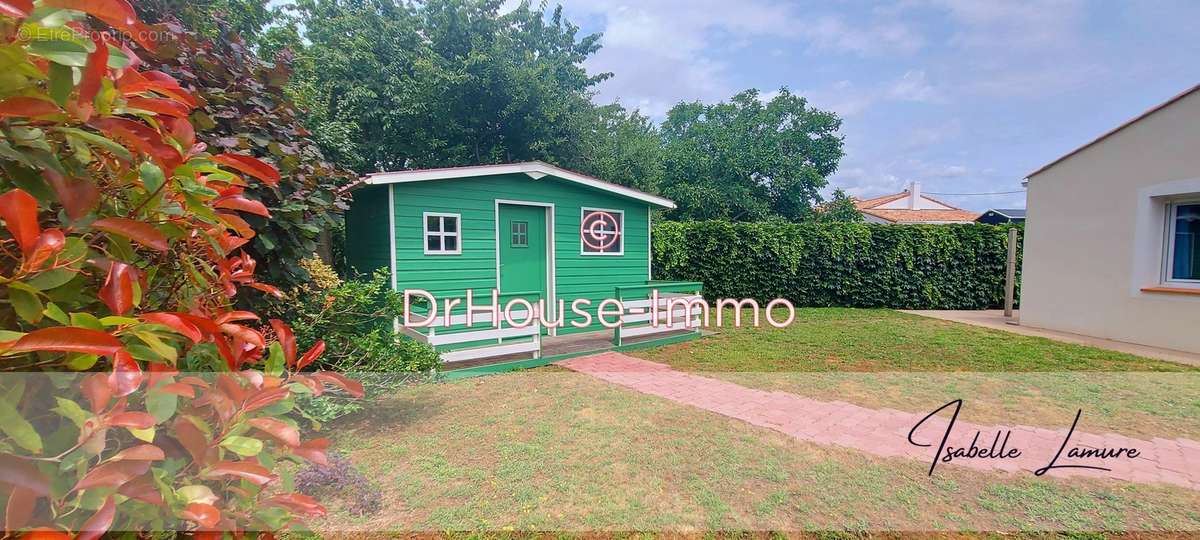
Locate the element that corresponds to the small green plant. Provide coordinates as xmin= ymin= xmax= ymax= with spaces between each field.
xmin=266 ymin=258 xmax=440 ymax=424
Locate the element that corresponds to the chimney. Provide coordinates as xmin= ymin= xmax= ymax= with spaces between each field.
xmin=908 ymin=181 xmax=921 ymax=209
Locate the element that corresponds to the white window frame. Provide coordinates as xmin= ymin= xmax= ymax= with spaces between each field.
xmin=580 ymin=207 xmax=624 ymax=256
xmin=423 ymin=212 xmax=462 ymax=255
xmin=1163 ymin=199 xmax=1200 ymax=285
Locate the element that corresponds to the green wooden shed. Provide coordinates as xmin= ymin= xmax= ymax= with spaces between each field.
xmin=343 ymin=162 xmax=703 ymax=366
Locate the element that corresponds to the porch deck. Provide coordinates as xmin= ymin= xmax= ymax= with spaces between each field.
xmin=440 ymin=327 xmax=701 ymax=378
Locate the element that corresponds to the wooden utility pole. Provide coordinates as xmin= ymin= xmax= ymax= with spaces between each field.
xmin=1004 ymin=227 xmax=1018 ymax=318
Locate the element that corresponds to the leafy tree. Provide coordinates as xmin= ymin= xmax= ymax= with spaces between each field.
xmin=288 ymin=0 xmax=608 ymax=173
xmin=138 ymin=0 xmax=278 ymax=48
xmin=659 ymin=88 xmax=844 ymax=222
xmin=815 ymin=188 xmax=865 ymax=223
xmin=578 ymin=103 xmax=665 ymax=193
xmin=0 ymin=2 xmax=359 ymax=534
xmin=128 ymin=13 xmax=357 ymax=290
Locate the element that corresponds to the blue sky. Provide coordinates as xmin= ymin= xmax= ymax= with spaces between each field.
xmin=517 ymin=0 xmax=1199 ymax=210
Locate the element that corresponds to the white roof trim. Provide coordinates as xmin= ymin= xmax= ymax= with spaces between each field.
xmin=363 ymin=161 xmax=676 ymax=209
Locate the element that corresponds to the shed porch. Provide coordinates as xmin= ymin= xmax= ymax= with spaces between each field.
xmin=402 ymin=281 xmax=706 ymax=378
xmin=441 ymin=327 xmax=702 ymax=374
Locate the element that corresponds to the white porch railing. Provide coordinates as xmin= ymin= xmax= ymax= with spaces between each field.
xmin=612 ymin=281 xmax=705 ymax=346
xmin=401 ymin=291 xmax=542 ymax=363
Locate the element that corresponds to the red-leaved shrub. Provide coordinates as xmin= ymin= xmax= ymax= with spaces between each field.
xmin=0 ymin=0 xmax=360 ymax=536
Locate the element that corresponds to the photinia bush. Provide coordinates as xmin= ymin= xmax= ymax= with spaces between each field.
xmin=0 ymin=0 xmax=360 ymax=536
xmin=131 ymin=13 xmax=356 ymax=290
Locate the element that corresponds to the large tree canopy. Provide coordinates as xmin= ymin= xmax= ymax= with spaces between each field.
xmin=144 ymin=0 xmax=848 ymax=223
xmin=140 ymin=0 xmax=278 ymax=47
xmin=289 ymin=0 xmax=609 ymax=174
xmin=578 ymin=103 xmax=665 ymax=194
xmin=659 ymin=89 xmax=844 ymax=221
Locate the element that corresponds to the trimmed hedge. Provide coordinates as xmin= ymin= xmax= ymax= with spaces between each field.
xmin=652 ymin=221 xmax=1022 ymax=309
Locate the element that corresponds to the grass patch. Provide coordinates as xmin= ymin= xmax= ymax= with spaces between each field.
xmin=627 ymin=309 xmax=1200 ymax=439
xmin=632 ymin=308 xmax=1194 ymax=372
xmin=308 ymin=372 xmax=1200 ymax=533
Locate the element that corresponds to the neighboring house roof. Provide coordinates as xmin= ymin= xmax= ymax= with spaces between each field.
xmin=853 ymin=189 xmax=980 ymax=224
xmin=357 ymin=161 xmax=676 ymax=209
xmin=986 ymin=208 xmax=1027 ymax=219
xmin=853 ymin=192 xmax=908 ymax=208
xmin=1025 ymin=83 xmax=1200 ymax=179
xmin=860 ymin=208 xmax=983 ymax=223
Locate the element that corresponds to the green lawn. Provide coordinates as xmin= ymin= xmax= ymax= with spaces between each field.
xmin=630 ymin=309 xmax=1200 ymax=440
xmin=633 ymin=308 xmax=1194 ymax=372
xmin=310 ymin=372 xmax=1200 ymax=533
xmin=305 ymin=308 xmax=1200 ymax=533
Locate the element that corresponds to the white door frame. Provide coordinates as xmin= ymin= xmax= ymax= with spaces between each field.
xmin=494 ymin=199 xmax=557 ymax=335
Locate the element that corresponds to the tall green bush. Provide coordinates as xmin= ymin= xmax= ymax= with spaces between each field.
xmin=652 ymin=221 xmax=1022 ymax=310
xmin=263 ymin=258 xmax=440 ymax=425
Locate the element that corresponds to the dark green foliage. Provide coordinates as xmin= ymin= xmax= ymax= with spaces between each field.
xmin=660 ymin=88 xmax=844 ymax=222
xmin=579 ymin=103 xmax=666 ymax=194
xmin=289 ymin=0 xmax=608 ymax=173
xmin=140 ymin=20 xmax=357 ymax=289
xmin=144 ymin=1 xmax=852 ymax=227
xmin=266 ymin=263 xmax=441 ymax=423
xmin=653 ymin=221 xmax=1022 ymax=309
xmin=814 ymin=189 xmax=865 ymax=223
xmin=265 ymin=266 xmax=440 ymax=374
xmin=138 ymin=0 xmax=278 ymax=49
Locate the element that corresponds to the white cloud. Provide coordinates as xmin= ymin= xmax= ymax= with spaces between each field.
xmin=964 ymin=63 xmax=1108 ymax=98
xmin=926 ymin=0 xmax=1085 ymax=51
xmin=553 ymin=0 xmax=928 ymax=118
xmin=831 ymin=154 xmax=1028 ymax=211
xmin=801 ymin=80 xmax=877 ymax=118
xmin=903 ymin=0 xmax=1097 ymax=100
xmin=800 ymin=16 xmax=925 ymax=56
xmin=757 ymin=89 xmax=783 ymax=103
xmin=929 ymin=164 xmax=969 ymax=178
xmin=902 ymin=118 xmax=963 ymax=150
xmin=887 ymin=70 xmax=940 ymax=102
xmin=830 ymin=166 xmax=909 ymax=198
xmin=558 ymin=0 xmax=788 ymax=115
xmin=804 ymin=71 xmax=946 ymax=119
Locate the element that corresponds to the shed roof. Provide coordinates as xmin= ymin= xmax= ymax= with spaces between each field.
xmin=360 ymin=161 xmax=676 ymax=209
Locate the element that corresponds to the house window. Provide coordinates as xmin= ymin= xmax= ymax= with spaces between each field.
xmin=581 ymin=208 xmax=623 ymax=255
xmin=1168 ymin=202 xmax=1200 ymax=282
xmin=423 ymin=212 xmax=461 ymax=255
xmin=510 ymin=221 xmax=528 ymax=247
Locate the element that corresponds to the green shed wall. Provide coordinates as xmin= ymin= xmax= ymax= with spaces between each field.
xmin=347 ymin=173 xmax=654 ymax=334
xmin=343 ymin=184 xmax=391 ymax=278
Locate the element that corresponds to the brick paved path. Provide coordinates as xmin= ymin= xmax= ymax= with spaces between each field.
xmin=556 ymin=352 xmax=1200 ymax=491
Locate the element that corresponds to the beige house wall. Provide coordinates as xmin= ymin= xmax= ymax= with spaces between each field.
xmin=1021 ymin=89 xmax=1200 ymax=354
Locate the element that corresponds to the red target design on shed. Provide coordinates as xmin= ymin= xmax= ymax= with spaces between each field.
xmin=581 ymin=209 xmax=623 ymax=254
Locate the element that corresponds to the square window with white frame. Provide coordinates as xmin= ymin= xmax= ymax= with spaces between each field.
xmin=424 ymin=212 xmax=461 ymax=255
xmin=580 ymin=208 xmax=623 ymax=255
xmin=1168 ymin=202 xmax=1200 ymax=282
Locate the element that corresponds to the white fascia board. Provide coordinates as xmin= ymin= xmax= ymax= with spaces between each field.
xmin=363 ymin=161 xmax=676 ymax=209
